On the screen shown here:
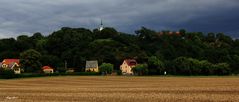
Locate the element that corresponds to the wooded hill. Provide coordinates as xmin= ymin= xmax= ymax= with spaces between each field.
xmin=1 ymin=27 xmax=239 ymax=75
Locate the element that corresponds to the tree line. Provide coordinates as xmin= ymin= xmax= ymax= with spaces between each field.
xmin=0 ymin=27 xmax=239 ymax=75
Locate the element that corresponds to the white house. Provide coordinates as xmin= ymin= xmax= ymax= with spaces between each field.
xmin=1 ymin=59 xmax=21 ymax=74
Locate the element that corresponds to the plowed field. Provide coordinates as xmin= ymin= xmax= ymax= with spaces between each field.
xmin=0 ymin=76 xmax=238 ymax=102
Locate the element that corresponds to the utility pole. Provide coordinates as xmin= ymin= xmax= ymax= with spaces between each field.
xmin=65 ymin=60 xmax=67 ymax=70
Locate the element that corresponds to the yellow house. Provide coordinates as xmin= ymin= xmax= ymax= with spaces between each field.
xmin=85 ymin=61 xmax=99 ymax=72
xmin=120 ymin=59 xmax=137 ymax=75
xmin=1 ymin=59 xmax=21 ymax=74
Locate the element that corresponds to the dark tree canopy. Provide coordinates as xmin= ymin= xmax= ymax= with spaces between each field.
xmin=0 ymin=27 xmax=238 ymax=75
xmin=20 ymin=49 xmax=42 ymax=73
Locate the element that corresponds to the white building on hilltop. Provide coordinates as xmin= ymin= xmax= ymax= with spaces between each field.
xmin=98 ymin=20 xmax=104 ymax=31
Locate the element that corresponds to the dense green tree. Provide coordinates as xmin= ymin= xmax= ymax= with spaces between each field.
xmin=229 ymin=55 xmax=239 ymax=74
xmin=99 ymin=63 xmax=114 ymax=75
xmin=0 ymin=38 xmax=19 ymax=61
xmin=40 ymin=55 xmax=62 ymax=69
xmin=179 ymin=29 xmax=186 ymax=36
xmin=132 ymin=64 xmax=148 ymax=76
xmin=216 ymin=33 xmax=233 ymax=45
xmin=171 ymin=57 xmax=231 ymax=75
xmin=199 ymin=60 xmax=214 ymax=75
xmin=206 ymin=33 xmax=216 ymax=43
xmin=213 ymin=63 xmax=230 ymax=75
xmin=0 ymin=27 xmax=238 ymax=75
xmin=35 ymin=38 xmax=48 ymax=54
xmin=95 ymin=27 xmax=118 ymax=39
xmin=46 ymin=27 xmax=93 ymax=56
xmin=148 ymin=56 xmax=164 ymax=75
xmin=0 ymin=38 xmax=17 ymax=51
xmin=172 ymin=57 xmax=192 ymax=75
xmin=135 ymin=27 xmax=157 ymax=40
xmin=89 ymin=39 xmax=120 ymax=64
xmin=20 ymin=49 xmax=42 ymax=73
xmin=31 ymin=32 xmax=45 ymax=50
xmin=16 ymin=35 xmax=33 ymax=52
xmin=31 ymin=32 xmax=44 ymax=40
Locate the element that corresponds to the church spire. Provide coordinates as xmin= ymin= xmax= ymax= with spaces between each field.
xmin=99 ymin=19 xmax=104 ymax=31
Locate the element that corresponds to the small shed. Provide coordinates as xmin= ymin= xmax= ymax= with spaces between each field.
xmin=42 ymin=66 xmax=54 ymax=74
xmin=66 ymin=68 xmax=75 ymax=73
xmin=85 ymin=60 xmax=99 ymax=72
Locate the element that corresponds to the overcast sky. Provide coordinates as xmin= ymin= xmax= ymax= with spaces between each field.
xmin=0 ymin=0 xmax=239 ymax=38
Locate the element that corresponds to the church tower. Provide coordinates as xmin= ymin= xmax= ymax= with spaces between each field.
xmin=99 ymin=20 xmax=104 ymax=31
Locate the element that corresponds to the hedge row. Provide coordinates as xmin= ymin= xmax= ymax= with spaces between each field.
xmin=168 ymin=57 xmax=231 ymax=75
xmin=0 ymin=70 xmax=100 ymax=79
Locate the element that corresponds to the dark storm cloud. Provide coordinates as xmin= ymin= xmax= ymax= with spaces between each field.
xmin=0 ymin=0 xmax=239 ymax=38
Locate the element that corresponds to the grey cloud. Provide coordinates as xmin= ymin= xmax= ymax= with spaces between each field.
xmin=0 ymin=0 xmax=238 ymax=38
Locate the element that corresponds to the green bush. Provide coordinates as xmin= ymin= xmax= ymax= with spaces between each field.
xmin=213 ymin=63 xmax=230 ymax=75
xmin=57 ymin=67 xmax=67 ymax=73
xmin=132 ymin=64 xmax=148 ymax=76
xmin=117 ymin=70 xmax=122 ymax=75
xmin=0 ymin=69 xmax=16 ymax=79
xmin=99 ymin=63 xmax=114 ymax=75
xmin=171 ymin=57 xmax=231 ymax=76
xmin=148 ymin=56 xmax=165 ymax=75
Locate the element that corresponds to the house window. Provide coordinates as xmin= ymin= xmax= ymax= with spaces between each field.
xmin=2 ymin=64 xmax=8 ymax=68
xmin=14 ymin=69 xmax=19 ymax=71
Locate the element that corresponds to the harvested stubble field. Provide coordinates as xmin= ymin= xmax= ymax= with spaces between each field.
xmin=0 ymin=76 xmax=239 ymax=102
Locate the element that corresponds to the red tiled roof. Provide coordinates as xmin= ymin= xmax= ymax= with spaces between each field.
xmin=125 ymin=59 xmax=137 ymax=66
xmin=42 ymin=66 xmax=53 ymax=70
xmin=175 ymin=32 xmax=180 ymax=35
xmin=169 ymin=32 xmax=173 ymax=35
xmin=158 ymin=32 xmax=181 ymax=36
xmin=2 ymin=59 xmax=19 ymax=65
